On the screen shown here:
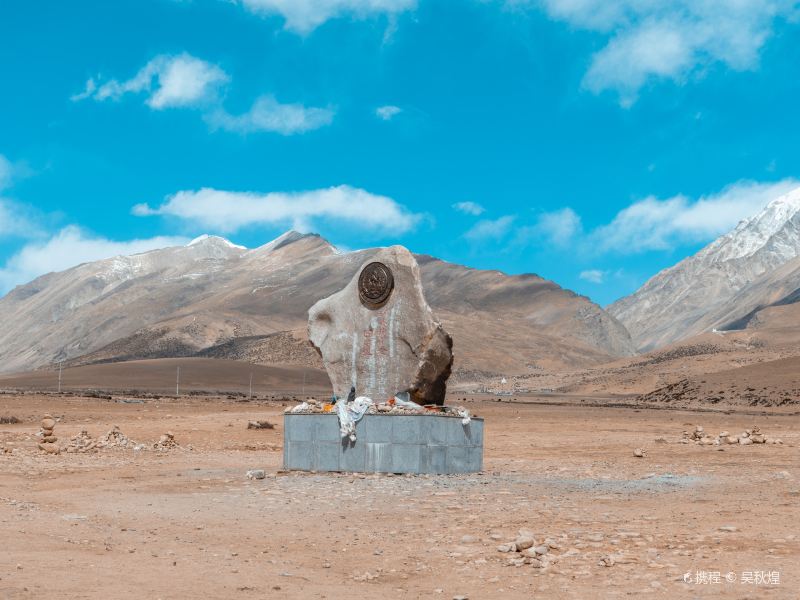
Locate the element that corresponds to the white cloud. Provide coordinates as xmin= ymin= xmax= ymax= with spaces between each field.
xmin=73 ymin=53 xmax=229 ymax=109
xmin=133 ymin=185 xmax=421 ymax=234
xmin=535 ymin=207 xmax=582 ymax=245
xmin=515 ymin=207 xmax=582 ymax=247
xmin=590 ymin=179 xmax=800 ymax=253
xmin=464 ymin=215 xmax=515 ymax=242
xmin=0 ymin=226 xmax=188 ymax=292
xmin=0 ymin=199 xmax=44 ymax=240
xmin=376 ymin=105 xmax=402 ymax=120
xmin=236 ymin=0 xmax=417 ymax=33
xmin=536 ymin=0 xmax=800 ymax=104
xmin=579 ymin=269 xmax=607 ymax=284
xmin=452 ymin=201 xmax=485 ymax=216
xmin=206 ymin=96 xmax=334 ymax=135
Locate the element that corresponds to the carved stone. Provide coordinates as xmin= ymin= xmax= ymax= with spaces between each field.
xmin=308 ymin=246 xmax=453 ymax=405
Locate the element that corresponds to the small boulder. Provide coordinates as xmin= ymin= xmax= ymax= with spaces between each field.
xmin=515 ymin=536 xmax=535 ymax=551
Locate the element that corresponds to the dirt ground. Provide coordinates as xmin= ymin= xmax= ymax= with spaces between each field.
xmin=1 ymin=394 xmax=798 ymax=599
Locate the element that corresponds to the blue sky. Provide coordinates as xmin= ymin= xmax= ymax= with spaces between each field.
xmin=2 ymin=1 xmax=800 ymax=305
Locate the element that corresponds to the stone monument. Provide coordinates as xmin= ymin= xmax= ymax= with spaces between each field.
xmin=284 ymin=246 xmax=483 ymax=474
xmin=308 ymin=245 xmax=453 ymax=405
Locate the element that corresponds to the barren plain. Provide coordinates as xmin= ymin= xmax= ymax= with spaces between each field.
xmin=1 ymin=393 xmax=798 ymax=599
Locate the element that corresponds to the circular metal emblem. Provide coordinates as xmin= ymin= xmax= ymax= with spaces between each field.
xmin=358 ymin=262 xmax=394 ymax=309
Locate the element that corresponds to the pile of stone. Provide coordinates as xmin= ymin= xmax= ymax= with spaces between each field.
xmin=680 ymin=425 xmax=782 ymax=446
xmin=64 ymin=430 xmax=97 ymax=453
xmin=37 ymin=414 xmax=59 ymax=454
xmin=95 ymin=426 xmax=147 ymax=451
xmin=496 ymin=530 xmax=560 ymax=568
xmin=153 ymin=431 xmax=179 ymax=451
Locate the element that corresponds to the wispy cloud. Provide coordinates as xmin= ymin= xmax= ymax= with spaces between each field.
xmin=452 ymin=201 xmax=485 ymax=216
xmin=72 ymin=53 xmax=334 ymax=135
xmin=590 ymin=179 xmax=800 ymax=253
xmin=375 ymin=105 xmax=402 ymax=120
xmin=0 ymin=200 xmax=44 ymax=239
xmin=0 ymin=226 xmax=188 ymax=292
xmin=206 ymin=96 xmax=334 ymax=135
xmin=508 ymin=179 xmax=800 ymax=256
xmin=72 ymin=53 xmax=229 ymax=109
xmin=534 ymin=0 xmax=800 ymax=105
xmin=579 ymin=269 xmax=607 ymax=284
xmin=235 ymin=0 xmax=417 ymax=34
xmin=464 ymin=215 xmax=515 ymax=242
xmin=535 ymin=207 xmax=582 ymax=246
xmin=133 ymin=185 xmax=421 ymax=235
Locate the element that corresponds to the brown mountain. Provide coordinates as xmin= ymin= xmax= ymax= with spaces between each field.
xmin=0 ymin=231 xmax=635 ymax=381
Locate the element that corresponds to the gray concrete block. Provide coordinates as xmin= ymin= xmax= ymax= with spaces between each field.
xmin=446 ymin=445 xmax=469 ymax=474
xmin=423 ymin=416 xmax=449 ymax=445
xmin=392 ymin=444 xmax=421 ymax=474
xmin=283 ymin=414 xmax=483 ymax=474
xmin=467 ymin=445 xmax=483 ymax=472
xmin=468 ymin=420 xmax=484 ymax=447
xmin=364 ymin=415 xmax=393 ymax=442
xmin=315 ymin=442 xmax=341 ymax=471
xmin=286 ymin=415 xmax=315 ymax=441
xmin=423 ymin=444 xmax=447 ymax=474
xmin=339 ymin=440 xmax=366 ymax=472
xmin=316 ymin=416 xmax=341 ymax=442
xmin=365 ymin=442 xmax=392 ymax=472
xmin=447 ymin=419 xmax=480 ymax=446
xmin=392 ymin=417 xmax=425 ymax=444
xmin=287 ymin=441 xmax=313 ymax=470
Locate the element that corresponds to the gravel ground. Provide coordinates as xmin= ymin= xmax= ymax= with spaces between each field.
xmin=1 ymin=395 xmax=798 ymax=599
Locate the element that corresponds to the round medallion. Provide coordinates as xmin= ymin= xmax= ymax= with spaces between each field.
xmin=358 ymin=262 xmax=394 ymax=309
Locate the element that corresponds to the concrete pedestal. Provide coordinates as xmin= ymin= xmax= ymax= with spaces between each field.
xmin=283 ymin=413 xmax=483 ymax=474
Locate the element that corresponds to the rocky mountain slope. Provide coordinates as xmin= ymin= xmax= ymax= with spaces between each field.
xmin=0 ymin=232 xmax=635 ymax=380
xmin=609 ymin=186 xmax=800 ymax=351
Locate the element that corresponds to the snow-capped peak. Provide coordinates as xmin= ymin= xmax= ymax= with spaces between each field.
xmin=187 ymin=234 xmax=247 ymax=250
xmin=701 ymin=185 xmax=800 ymax=263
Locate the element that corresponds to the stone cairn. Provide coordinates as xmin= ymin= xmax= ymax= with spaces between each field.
xmin=496 ymin=529 xmax=561 ymax=569
xmin=38 ymin=414 xmax=60 ymax=454
xmin=681 ymin=425 xmax=782 ymax=446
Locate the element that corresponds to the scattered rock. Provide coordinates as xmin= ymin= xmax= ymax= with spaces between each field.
xmin=683 ymin=424 xmax=777 ymax=448
xmin=599 ymin=555 xmax=615 ymax=567
xmin=37 ymin=442 xmax=60 ymax=454
xmin=246 ymin=469 xmax=266 ymax=480
xmin=64 ymin=430 xmax=97 ymax=453
xmin=247 ymin=420 xmax=275 ymax=430
xmin=633 ymin=448 xmax=646 ymax=458
xmin=154 ymin=432 xmax=179 ymax=451
xmin=514 ymin=536 xmax=535 ymax=550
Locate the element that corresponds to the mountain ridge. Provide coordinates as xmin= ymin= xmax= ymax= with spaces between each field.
xmin=609 ymin=186 xmax=800 ymax=351
xmin=0 ymin=230 xmax=635 ymax=379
